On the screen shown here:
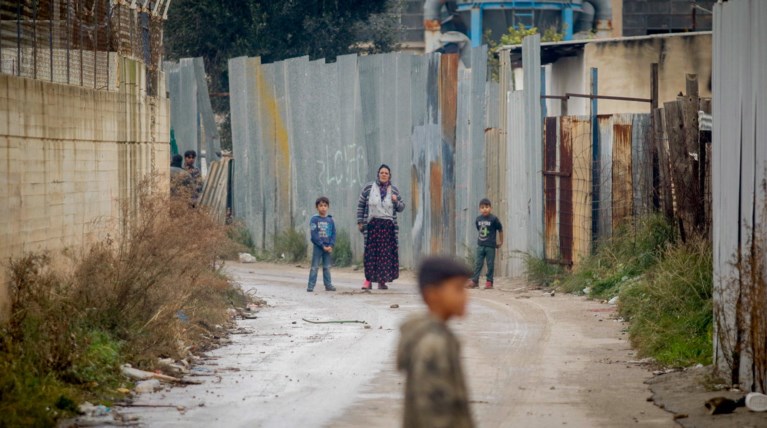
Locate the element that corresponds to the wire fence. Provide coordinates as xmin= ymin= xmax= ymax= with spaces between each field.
xmin=543 ymin=113 xmax=654 ymax=267
xmin=0 ymin=0 xmax=164 ymax=93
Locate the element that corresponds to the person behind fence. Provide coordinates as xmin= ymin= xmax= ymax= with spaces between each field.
xmin=183 ymin=150 xmax=203 ymax=204
xmin=307 ymin=196 xmax=337 ymax=292
xmin=468 ymin=198 xmax=503 ymax=289
xmin=397 ymin=256 xmax=475 ymax=428
xmin=356 ymin=164 xmax=406 ymax=290
xmin=170 ymin=154 xmax=192 ymax=198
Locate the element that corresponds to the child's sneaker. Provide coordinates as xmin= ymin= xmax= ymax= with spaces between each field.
xmin=378 ymin=283 xmax=388 ymax=290
xmin=466 ymin=281 xmax=479 ymax=289
xmin=361 ymin=280 xmax=372 ymax=290
xmin=325 ymin=285 xmax=336 ymax=292
xmin=307 ymin=287 xmax=314 ymax=292
xmin=484 ymin=281 xmax=494 ymax=289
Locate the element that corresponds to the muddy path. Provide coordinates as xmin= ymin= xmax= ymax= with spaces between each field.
xmin=121 ymin=263 xmax=674 ymax=427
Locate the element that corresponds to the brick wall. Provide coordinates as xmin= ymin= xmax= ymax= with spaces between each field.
xmin=0 ymin=58 xmax=170 ymax=316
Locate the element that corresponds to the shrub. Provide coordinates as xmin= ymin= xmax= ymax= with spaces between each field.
xmin=619 ymin=239 xmax=713 ymax=367
xmin=524 ymin=255 xmax=564 ymax=287
xmin=0 ymin=176 xmax=249 ymax=425
xmin=558 ymin=214 xmax=675 ymax=297
xmin=273 ymin=228 xmax=307 ymax=263
xmin=333 ymin=230 xmax=353 ymax=267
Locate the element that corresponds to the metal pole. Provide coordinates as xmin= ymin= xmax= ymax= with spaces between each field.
xmin=590 ymin=67 xmax=599 ymax=248
xmin=562 ymin=6 xmax=574 ymax=41
xmin=66 ymin=0 xmax=70 ymax=84
xmin=651 ymin=63 xmax=660 ymax=210
xmin=470 ymin=6 xmax=482 ymax=48
xmin=540 ymin=66 xmax=547 ymax=118
xmin=93 ymin=0 xmax=97 ymax=89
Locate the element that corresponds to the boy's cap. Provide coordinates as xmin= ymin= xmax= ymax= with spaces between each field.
xmin=418 ymin=256 xmax=473 ymax=291
xmin=479 ymin=198 xmax=492 ymax=206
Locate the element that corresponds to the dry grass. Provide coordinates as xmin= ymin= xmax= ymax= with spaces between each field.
xmin=0 ymin=176 xmax=248 ymax=425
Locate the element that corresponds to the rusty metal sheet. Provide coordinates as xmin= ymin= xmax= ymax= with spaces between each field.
xmin=558 ymin=116 xmax=574 ymax=266
xmin=544 ymin=116 xmax=558 ymax=261
xmin=611 ymin=122 xmax=633 ymax=228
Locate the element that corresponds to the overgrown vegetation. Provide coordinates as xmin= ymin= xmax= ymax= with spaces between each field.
xmin=525 ymin=214 xmax=714 ymax=367
xmin=486 ymin=24 xmax=565 ymax=81
xmin=332 ymin=230 xmax=353 ymax=268
xmin=620 ymin=240 xmax=713 ymax=366
xmin=0 ymin=180 xmax=247 ymax=426
xmin=273 ymin=228 xmax=308 ymax=263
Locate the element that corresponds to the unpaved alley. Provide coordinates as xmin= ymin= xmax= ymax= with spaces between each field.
xmin=122 ymin=263 xmax=674 ymax=428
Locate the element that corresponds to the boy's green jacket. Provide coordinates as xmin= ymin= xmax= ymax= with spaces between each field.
xmin=397 ymin=314 xmax=474 ymax=428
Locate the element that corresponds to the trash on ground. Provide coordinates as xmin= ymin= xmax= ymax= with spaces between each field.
xmin=121 ymin=364 xmax=182 ymax=383
xmin=608 ymin=296 xmax=619 ymax=305
xmin=135 ymin=379 xmax=162 ymax=394
xmin=301 ymin=318 xmax=367 ymax=324
xmin=704 ymin=396 xmax=745 ymax=415
xmin=390 ymin=304 xmax=400 ymax=309
xmin=79 ymin=402 xmax=111 ymax=417
xmin=239 ymin=253 xmax=257 ymax=263
xmin=582 ymin=287 xmax=591 ymax=294
xmin=745 ymin=392 xmax=767 ymax=412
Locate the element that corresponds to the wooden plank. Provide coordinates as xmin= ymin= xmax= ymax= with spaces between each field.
xmin=632 ymin=114 xmax=654 ymax=218
xmin=653 ymin=108 xmax=674 ymax=220
xmin=612 ymin=122 xmax=633 ymax=228
xmin=664 ymin=101 xmax=696 ymax=241
xmin=571 ymin=116 xmax=592 ymax=266
xmin=544 ymin=117 xmax=559 ymax=260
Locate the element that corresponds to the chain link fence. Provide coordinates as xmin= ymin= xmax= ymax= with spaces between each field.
xmin=0 ymin=0 xmax=165 ymax=93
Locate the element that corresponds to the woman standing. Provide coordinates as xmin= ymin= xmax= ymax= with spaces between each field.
xmin=357 ymin=164 xmax=405 ymax=290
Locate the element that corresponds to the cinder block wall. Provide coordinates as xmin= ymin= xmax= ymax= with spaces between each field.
xmin=0 ymin=62 xmax=170 ymax=317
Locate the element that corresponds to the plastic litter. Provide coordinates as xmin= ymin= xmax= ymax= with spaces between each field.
xmin=135 ymin=379 xmax=162 ymax=394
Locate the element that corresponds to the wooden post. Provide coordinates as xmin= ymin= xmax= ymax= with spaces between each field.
xmin=682 ymin=74 xmax=703 ymax=234
xmin=653 ymin=108 xmax=674 ymax=220
xmin=650 ymin=63 xmax=660 ymax=210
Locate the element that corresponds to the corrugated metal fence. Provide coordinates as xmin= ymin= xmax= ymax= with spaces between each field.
xmin=229 ymin=40 xmax=657 ymax=276
xmin=229 ymin=47 xmax=494 ymax=269
xmin=712 ymin=0 xmax=767 ymax=393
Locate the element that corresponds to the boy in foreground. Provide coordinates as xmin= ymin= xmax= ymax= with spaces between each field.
xmin=469 ymin=198 xmax=503 ymax=289
xmin=397 ymin=256 xmax=474 ymax=428
xmin=307 ymin=196 xmax=336 ymax=292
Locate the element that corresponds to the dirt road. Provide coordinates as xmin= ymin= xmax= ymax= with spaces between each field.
xmin=122 ymin=263 xmax=674 ymax=428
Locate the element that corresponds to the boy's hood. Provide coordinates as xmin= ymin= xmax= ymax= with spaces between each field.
xmin=396 ymin=313 xmax=443 ymax=371
xmin=311 ymin=214 xmax=333 ymax=219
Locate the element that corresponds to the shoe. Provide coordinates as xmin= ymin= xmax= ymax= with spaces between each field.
xmin=484 ymin=281 xmax=494 ymax=289
xmin=325 ymin=285 xmax=336 ymax=292
xmin=466 ymin=281 xmax=479 ymax=289
xmin=746 ymin=392 xmax=767 ymax=412
xmin=361 ymin=280 xmax=372 ymax=290
xmin=307 ymin=287 xmax=314 ymax=292
xmin=378 ymin=283 xmax=388 ymax=290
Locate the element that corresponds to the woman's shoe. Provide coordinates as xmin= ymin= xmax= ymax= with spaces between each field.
xmin=361 ymin=280 xmax=372 ymax=290
xmin=378 ymin=283 xmax=388 ymax=290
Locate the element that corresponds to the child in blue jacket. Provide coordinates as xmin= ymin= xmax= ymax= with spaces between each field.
xmin=308 ymin=196 xmax=336 ymax=292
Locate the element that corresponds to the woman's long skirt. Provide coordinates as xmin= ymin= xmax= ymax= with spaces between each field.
xmin=364 ymin=218 xmax=400 ymax=283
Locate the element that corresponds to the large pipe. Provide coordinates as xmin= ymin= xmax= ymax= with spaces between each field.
xmin=424 ymin=0 xmax=443 ymax=52
xmin=575 ymin=0 xmax=595 ymax=34
xmin=586 ymin=0 xmax=612 ymax=33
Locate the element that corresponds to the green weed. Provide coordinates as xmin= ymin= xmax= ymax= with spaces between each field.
xmin=333 ymin=230 xmax=353 ymax=267
xmin=524 ymin=255 xmax=564 ymax=287
xmin=559 ymin=214 xmax=676 ymax=297
xmin=273 ymin=228 xmax=308 ymax=263
xmin=619 ymin=239 xmax=713 ymax=367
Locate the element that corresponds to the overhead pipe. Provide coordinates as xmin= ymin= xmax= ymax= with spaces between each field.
xmin=424 ymin=0 xmax=443 ymax=52
xmin=585 ymin=0 xmax=613 ymax=35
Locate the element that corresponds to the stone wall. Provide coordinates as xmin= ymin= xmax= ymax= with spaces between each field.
xmin=0 ymin=58 xmax=170 ymax=317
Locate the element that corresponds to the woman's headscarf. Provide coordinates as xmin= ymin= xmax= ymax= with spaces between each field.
xmin=377 ymin=164 xmax=392 ymax=198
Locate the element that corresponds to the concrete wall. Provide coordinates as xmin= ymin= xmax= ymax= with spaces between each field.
xmin=0 ymin=58 xmax=170 ymax=316
xmin=544 ymin=33 xmax=712 ymax=116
